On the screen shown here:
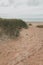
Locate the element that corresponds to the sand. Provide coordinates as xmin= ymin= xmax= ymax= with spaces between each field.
xmin=0 ymin=23 xmax=43 ymax=65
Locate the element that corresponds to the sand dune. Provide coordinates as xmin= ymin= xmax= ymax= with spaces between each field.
xmin=0 ymin=23 xmax=43 ymax=65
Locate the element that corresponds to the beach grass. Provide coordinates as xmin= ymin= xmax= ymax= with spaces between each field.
xmin=0 ymin=18 xmax=28 ymax=39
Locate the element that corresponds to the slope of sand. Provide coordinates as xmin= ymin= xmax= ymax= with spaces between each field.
xmin=0 ymin=23 xmax=43 ymax=65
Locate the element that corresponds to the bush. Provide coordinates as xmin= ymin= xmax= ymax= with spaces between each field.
xmin=36 ymin=25 xmax=43 ymax=28
xmin=0 ymin=18 xmax=28 ymax=39
xmin=29 ymin=23 xmax=32 ymax=26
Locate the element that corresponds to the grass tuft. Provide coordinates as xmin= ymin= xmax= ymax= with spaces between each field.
xmin=29 ymin=23 xmax=32 ymax=26
xmin=36 ymin=25 xmax=43 ymax=28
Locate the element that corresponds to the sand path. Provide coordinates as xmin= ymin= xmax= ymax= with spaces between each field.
xmin=0 ymin=24 xmax=43 ymax=65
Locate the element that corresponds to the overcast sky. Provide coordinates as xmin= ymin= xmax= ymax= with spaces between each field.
xmin=0 ymin=0 xmax=43 ymax=21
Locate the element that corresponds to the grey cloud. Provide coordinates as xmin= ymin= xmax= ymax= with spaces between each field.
xmin=27 ymin=0 xmax=43 ymax=6
xmin=0 ymin=0 xmax=10 ymax=7
xmin=0 ymin=0 xmax=43 ymax=7
xmin=27 ymin=0 xmax=39 ymax=6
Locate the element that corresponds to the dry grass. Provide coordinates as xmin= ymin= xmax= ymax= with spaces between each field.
xmin=36 ymin=25 xmax=43 ymax=28
xmin=29 ymin=23 xmax=32 ymax=26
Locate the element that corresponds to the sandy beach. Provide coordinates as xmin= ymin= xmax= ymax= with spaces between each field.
xmin=0 ymin=22 xmax=43 ymax=65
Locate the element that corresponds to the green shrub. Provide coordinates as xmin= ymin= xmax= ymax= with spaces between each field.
xmin=0 ymin=18 xmax=28 ymax=39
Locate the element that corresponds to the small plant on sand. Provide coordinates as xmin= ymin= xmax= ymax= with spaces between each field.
xmin=29 ymin=23 xmax=32 ymax=26
xmin=36 ymin=25 xmax=43 ymax=28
